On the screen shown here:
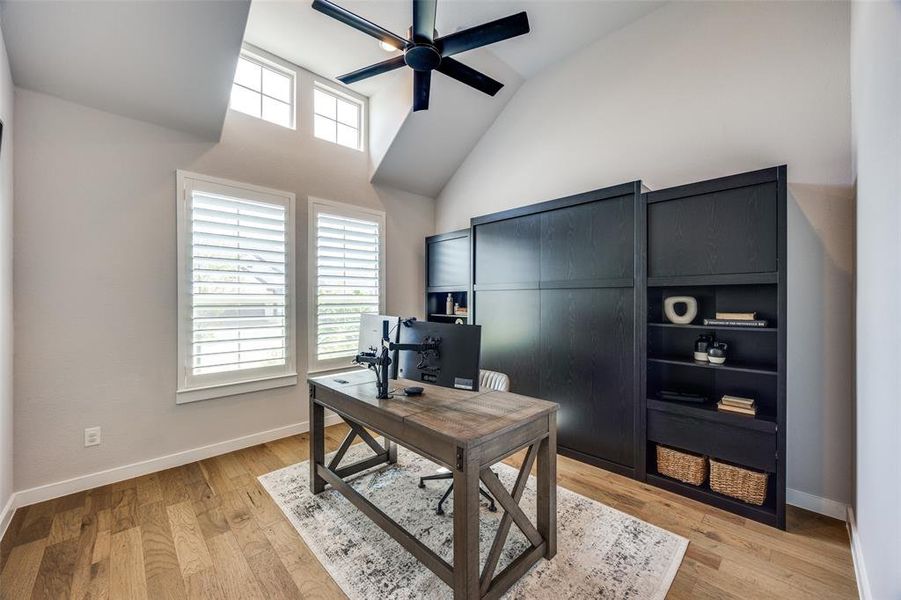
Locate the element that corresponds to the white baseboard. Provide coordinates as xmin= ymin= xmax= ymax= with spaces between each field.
xmin=1 ymin=413 xmax=344 ymax=535
xmin=846 ymin=506 xmax=872 ymax=600
xmin=0 ymin=492 xmax=16 ymax=544
xmin=787 ymin=487 xmax=848 ymax=521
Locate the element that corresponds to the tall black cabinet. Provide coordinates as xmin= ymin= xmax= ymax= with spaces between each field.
xmin=424 ymin=166 xmax=787 ymax=528
xmin=644 ymin=166 xmax=787 ymax=529
xmin=471 ymin=183 xmax=645 ymax=478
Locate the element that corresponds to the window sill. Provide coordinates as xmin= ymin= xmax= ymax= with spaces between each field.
xmin=307 ymin=365 xmax=366 ymax=377
xmin=176 ymin=373 xmax=298 ymax=405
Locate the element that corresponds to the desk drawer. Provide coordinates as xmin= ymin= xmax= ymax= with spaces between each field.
xmin=647 ymin=409 xmax=776 ymax=472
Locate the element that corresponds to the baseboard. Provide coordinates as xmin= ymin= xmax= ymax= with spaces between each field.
xmin=786 ymin=487 xmax=848 ymax=521
xmin=0 ymin=492 xmax=16 ymax=543
xmin=6 ymin=413 xmax=344 ymax=518
xmin=846 ymin=506 xmax=873 ymax=600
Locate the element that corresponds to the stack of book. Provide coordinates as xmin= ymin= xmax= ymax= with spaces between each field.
xmin=717 ymin=394 xmax=757 ymax=416
xmin=703 ymin=312 xmax=768 ymax=328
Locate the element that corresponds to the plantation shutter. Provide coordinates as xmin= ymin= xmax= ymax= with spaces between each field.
xmin=313 ymin=208 xmax=381 ymax=365
xmin=189 ymin=190 xmax=289 ymax=378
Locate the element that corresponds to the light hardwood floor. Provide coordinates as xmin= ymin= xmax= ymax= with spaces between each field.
xmin=0 ymin=423 xmax=858 ymax=599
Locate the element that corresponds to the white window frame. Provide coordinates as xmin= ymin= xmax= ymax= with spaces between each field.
xmin=313 ymin=82 xmax=365 ymax=151
xmin=308 ymin=198 xmax=386 ymax=373
xmin=176 ymin=171 xmax=297 ymax=404
xmin=231 ymin=47 xmax=297 ymax=130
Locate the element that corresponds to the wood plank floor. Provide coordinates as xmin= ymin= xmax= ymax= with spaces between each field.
xmin=0 ymin=423 xmax=858 ymax=599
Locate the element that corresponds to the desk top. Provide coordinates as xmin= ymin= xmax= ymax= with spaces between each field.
xmin=309 ymin=369 xmax=557 ymax=448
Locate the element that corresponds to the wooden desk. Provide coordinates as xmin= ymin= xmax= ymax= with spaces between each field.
xmin=308 ymin=369 xmax=558 ymax=600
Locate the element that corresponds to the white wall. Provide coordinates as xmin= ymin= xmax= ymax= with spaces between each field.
xmin=435 ymin=1 xmax=854 ymax=512
xmin=0 ymin=23 xmax=14 ymax=520
xmin=12 ymin=63 xmax=434 ymax=492
xmin=851 ymin=1 xmax=901 ymax=597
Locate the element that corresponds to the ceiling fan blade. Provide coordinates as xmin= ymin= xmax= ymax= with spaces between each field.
xmin=413 ymin=70 xmax=431 ymax=111
xmin=312 ymin=0 xmax=409 ymax=50
xmin=436 ymin=11 xmax=529 ymax=57
xmin=337 ymin=56 xmax=407 ymax=85
xmin=412 ymin=0 xmax=437 ymax=43
xmin=436 ymin=57 xmax=503 ymax=96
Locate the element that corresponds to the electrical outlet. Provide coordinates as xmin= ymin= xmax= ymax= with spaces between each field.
xmin=84 ymin=427 xmax=101 ymax=447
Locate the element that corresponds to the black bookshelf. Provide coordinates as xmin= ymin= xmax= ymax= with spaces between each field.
xmin=425 ymin=229 xmax=471 ymax=324
xmin=644 ymin=166 xmax=787 ymax=529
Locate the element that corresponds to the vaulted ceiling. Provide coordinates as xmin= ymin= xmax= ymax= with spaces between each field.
xmin=0 ymin=0 xmax=250 ymax=140
xmin=246 ymin=0 xmax=665 ymax=197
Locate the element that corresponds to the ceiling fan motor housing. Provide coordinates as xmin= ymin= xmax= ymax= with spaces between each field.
xmin=405 ymin=44 xmax=441 ymax=71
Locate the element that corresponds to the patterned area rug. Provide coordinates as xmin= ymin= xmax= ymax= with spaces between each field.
xmin=259 ymin=445 xmax=687 ymax=599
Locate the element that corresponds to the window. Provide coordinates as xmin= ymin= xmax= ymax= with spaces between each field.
xmin=309 ymin=199 xmax=385 ymax=372
xmin=313 ymin=84 xmax=363 ymax=150
xmin=230 ymin=50 xmax=295 ymax=129
xmin=177 ymin=171 xmax=296 ymax=403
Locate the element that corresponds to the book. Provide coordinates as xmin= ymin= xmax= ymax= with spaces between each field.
xmin=716 ymin=312 xmax=757 ymax=320
xmin=703 ymin=318 xmax=768 ymax=328
xmin=717 ymin=401 xmax=757 ymax=416
xmin=721 ymin=394 xmax=755 ymax=408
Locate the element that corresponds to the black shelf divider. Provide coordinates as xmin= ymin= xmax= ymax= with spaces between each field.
xmin=648 ymin=356 xmax=777 ymax=376
xmin=647 ymin=398 xmax=777 ymax=433
xmin=648 ymin=322 xmax=777 ymax=333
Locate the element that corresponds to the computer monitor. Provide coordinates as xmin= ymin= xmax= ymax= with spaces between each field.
xmin=396 ymin=320 xmax=481 ymax=391
xmin=357 ymin=314 xmax=400 ymax=354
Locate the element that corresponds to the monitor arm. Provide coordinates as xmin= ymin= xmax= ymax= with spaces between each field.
xmin=353 ymin=319 xmax=440 ymax=399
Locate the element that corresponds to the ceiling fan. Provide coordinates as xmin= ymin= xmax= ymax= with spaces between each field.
xmin=311 ymin=0 xmax=530 ymax=111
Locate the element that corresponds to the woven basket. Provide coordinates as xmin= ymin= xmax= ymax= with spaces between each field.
xmin=656 ymin=445 xmax=708 ymax=486
xmin=709 ymin=459 xmax=768 ymax=505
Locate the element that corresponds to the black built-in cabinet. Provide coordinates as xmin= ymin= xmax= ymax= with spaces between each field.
xmin=471 ymin=183 xmax=645 ymax=478
xmin=425 ymin=167 xmax=787 ymax=528
xmin=424 ymin=229 xmax=471 ymax=324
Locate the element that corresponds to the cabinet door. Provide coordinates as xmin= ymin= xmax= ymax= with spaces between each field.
xmin=474 ymin=215 xmax=540 ymax=286
xmin=648 ymin=182 xmax=778 ymax=278
xmin=428 ymin=235 xmax=470 ymax=288
xmin=475 ymin=290 xmax=540 ymax=396
xmin=540 ymin=288 xmax=635 ymax=468
xmin=540 ymin=196 xmax=634 ymax=283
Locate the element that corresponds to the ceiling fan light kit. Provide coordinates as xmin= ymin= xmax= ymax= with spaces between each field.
xmin=311 ymin=0 xmax=531 ymax=111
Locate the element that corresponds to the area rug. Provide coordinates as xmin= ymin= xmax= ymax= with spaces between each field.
xmin=259 ymin=445 xmax=687 ymax=599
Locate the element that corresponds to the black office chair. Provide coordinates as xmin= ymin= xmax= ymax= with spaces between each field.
xmin=418 ymin=370 xmax=510 ymax=515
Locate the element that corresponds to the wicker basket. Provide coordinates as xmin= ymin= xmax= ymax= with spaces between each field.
xmin=709 ymin=459 xmax=768 ymax=505
xmin=656 ymin=445 xmax=708 ymax=486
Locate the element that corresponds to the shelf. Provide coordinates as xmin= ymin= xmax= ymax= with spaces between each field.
xmin=647 ymin=398 xmax=776 ymax=433
xmin=646 ymin=473 xmax=778 ymax=527
xmin=429 ymin=313 xmax=468 ymax=319
xmin=427 ymin=286 xmax=469 ymax=294
xmin=648 ymin=272 xmax=778 ymax=287
xmin=648 ymin=356 xmax=777 ymax=376
xmin=648 ymin=322 xmax=777 ymax=333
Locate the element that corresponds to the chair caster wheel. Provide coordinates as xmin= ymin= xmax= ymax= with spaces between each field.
xmin=418 ymin=481 xmax=425 ymax=489
xmin=488 ymin=505 xmax=497 ymax=512
xmin=436 ymin=508 xmax=444 ymax=516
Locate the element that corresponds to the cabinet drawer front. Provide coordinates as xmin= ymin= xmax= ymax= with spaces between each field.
xmin=647 ymin=410 xmax=776 ymax=472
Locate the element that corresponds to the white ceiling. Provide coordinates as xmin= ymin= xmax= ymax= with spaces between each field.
xmin=0 ymin=0 xmax=250 ymax=140
xmin=246 ymin=0 xmax=665 ymax=198
xmin=246 ymin=0 xmax=665 ymax=97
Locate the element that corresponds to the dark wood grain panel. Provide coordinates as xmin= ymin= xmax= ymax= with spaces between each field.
xmin=475 ymin=290 xmax=540 ymax=396
xmin=648 ymin=182 xmax=778 ymax=278
xmin=427 ymin=234 xmax=470 ymax=289
xmin=539 ymin=288 xmax=635 ymax=468
xmin=540 ymin=194 xmax=634 ymax=282
xmin=474 ymin=214 xmax=540 ymax=286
